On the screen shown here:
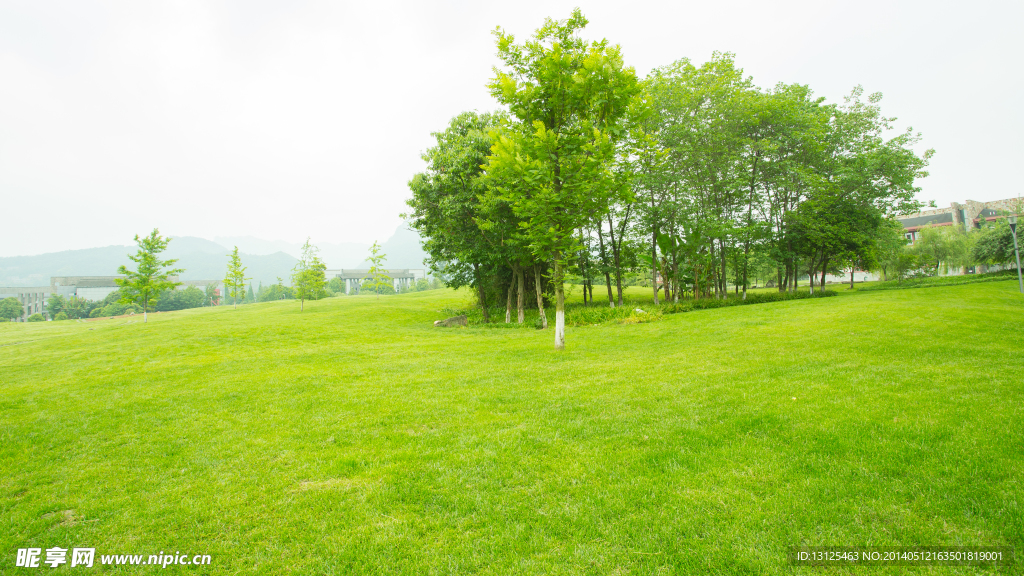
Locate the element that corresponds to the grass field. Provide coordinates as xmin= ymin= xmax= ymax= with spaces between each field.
xmin=2 ymin=282 xmax=1022 ymax=574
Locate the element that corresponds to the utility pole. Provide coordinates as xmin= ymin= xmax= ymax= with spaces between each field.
xmin=1009 ymin=215 xmax=1022 ymax=294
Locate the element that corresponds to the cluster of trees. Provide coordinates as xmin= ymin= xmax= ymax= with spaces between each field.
xmin=46 ymin=291 xmax=144 ymax=320
xmin=406 ymin=10 xmax=934 ymax=349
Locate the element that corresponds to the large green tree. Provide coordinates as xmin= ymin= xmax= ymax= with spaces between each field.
xmin=115 ymin=229 xmax=183 ymax=323
xmin=484 ymin=9 xmax=639 ymax=349
xmin=406 ymin=111 xmax=505 ymax=321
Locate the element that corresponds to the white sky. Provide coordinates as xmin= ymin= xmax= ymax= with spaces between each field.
xmin=2 ymin=0 xmax=1021 ymax=257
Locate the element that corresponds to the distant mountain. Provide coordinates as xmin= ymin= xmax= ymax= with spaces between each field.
xmin=355 ymin=224 xmax=430 ymax=270
xmin=0 ymin=237 xmax=298 ymax=288
xmin=214 ymin=236 xmax=371 ymax=269
xmin=0 ymin=224 xmax=430 ymax=288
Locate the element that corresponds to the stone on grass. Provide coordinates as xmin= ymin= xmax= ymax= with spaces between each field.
xmin=433 ymin=315 xmax=467 ymax=327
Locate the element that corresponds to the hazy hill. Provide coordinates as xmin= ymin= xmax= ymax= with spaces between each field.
xmin=214 ymin=236 xmax=371 ymax=269
xmin=355 ymin=224 xmax=430 ymax=270
xmin=0 ymin=224 xmax=430 ymax=287
xmin=0 ymin=238 xmax=297 ymax=288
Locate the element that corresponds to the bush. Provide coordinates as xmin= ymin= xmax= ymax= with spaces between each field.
xmin=27 ymin=313 xmax=45 ymax=322
xmin=362 ymin=283 xmax=396 ymax=295
xmin=54 ymin=312 xmax=68 ymax=321
xmin=89 ymin=308 xmax=104 ymax=318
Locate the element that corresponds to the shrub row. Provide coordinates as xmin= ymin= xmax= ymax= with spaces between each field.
xmin=448 ymin=289 xmax=838 ymax=328
xmin=565 ymin=290 xmax=838 ymax=326
xmin=858 ymin=269 xmax=1021 ymax=291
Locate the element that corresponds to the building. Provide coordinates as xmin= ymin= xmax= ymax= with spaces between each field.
xmin=2 ymin=276 xmax=221 ymax=322
xmin=0 ymin=286 xmax=50 ymax=321
xmin=325 ymin=269 xmax=425 ymax=294
xmin=897 ymin=197 xmax=1022 ymax=243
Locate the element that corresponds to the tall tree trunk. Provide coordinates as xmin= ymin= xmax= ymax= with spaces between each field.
xmin=553 ymin=257 xmax=565 ymax=350
xmin=742 ymin=152 xmax=758 ymax=301
xmin=505 ymin=277 xmax=513 ymax=323
xmin=651 ymin=227 xmax=659 ymax=305
xmin=596 ymin=222 xmax=614 ymax=307
xmin=819 ymin=255 xmax=829 ymax=291
xmin=850 ymin=267 xmax=854 ymax=289
xmin=534 ymin=264 xmax=547 ymax=329
xmin=721 ymin=238 xmax=728 ymax=300
xmin=474 ymin=263 xmax=489 ymax=323
xmin=516 ymin=267 xmax=525 ymax=324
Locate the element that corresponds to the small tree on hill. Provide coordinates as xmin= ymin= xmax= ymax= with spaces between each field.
xmin=292 ymin=238 xmax=327 ymax=311
xmin=364 ymin=241 xmax=392 ymax=299
xmin=116 ymin=229 xmax=183 ymax=323
xmin=223 ymin=246 xmax=250 ymax=309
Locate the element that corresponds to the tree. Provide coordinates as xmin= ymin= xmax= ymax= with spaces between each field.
xmin=971 ymin=219 xmax=1018 ymax=269
xmin=223 ymin=247 xmax=250 ymax=309
xmin=364 ymin=241 xmax=392 ymax=299
xmin=205 ymin=282 xmax=220 ymax=306
xmin=485 ymin=9 xmax=639 ymax=349
xmin=291 ymin=238 xmax=327 ymax=311
xmin=872 ymin=218 xmax=914 ymax=282
xmin=912 ymin=225 xmax=970 ymax=275
xmin=0 ymin=297 xmax=21 ymax=321
xmin=115 ymin=229 xmax=183 ymax=323
xmin=406 ymin=111 xmax=506 ymax=321
xmin=27 ymin=313 xmax=44 ymax=322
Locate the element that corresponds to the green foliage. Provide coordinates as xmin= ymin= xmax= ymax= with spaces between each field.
xmin=47 ymin=295 xmax=92 ymax=320
xmin=911 ymin=224 xmax=972 ymax=275
xmin=872 ymin=218 xmax=915 ymax=281
xmin=46 ymin=294 xmax=65 ymax=320
xmin=291 ymin=239 xmax=328 ymax=310
xmin=26 ymin=313 xmax=44 ymax=322
xmin=53 ymin=312 xmax=68 ymax=321
xmin=406 ymin=111 xmax=505 ymax=289
xmin=416 ymin=278 xmax=429 ymax=291
xmin=95 ymin=301 xmax=144 ymax=317
xmin=205 ymin=282 xmax=220 ymax=306
xmin=0 ymin=297 xmax=21 ymax=321
xmin=115 ymin=229 xmax=183 ymax=320
xmin=258 ymin=284 xmax=294 ymax=301
xmin=153 ymin=286 xmax=207 ymax=312
xmin=484 ymin=9 xmax=640 ymax=348
xmin=223 ymin=246 xmax=250 ymax=308
xmin=364 ymin=241 xmax=392 ymax=298
xmin=970 ymin=219 xmax=1018 ymax=267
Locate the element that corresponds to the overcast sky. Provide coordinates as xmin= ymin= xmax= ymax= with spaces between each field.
xmin=2 ymin=0 xmax=1021 ymax=257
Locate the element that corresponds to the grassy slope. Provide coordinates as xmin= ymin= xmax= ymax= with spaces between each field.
xmin=1 ymin=284 xmax=1022 ymax=574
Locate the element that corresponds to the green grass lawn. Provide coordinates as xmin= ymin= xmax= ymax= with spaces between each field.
xmin=2 ymin=282 xmax=1022 ymax=574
